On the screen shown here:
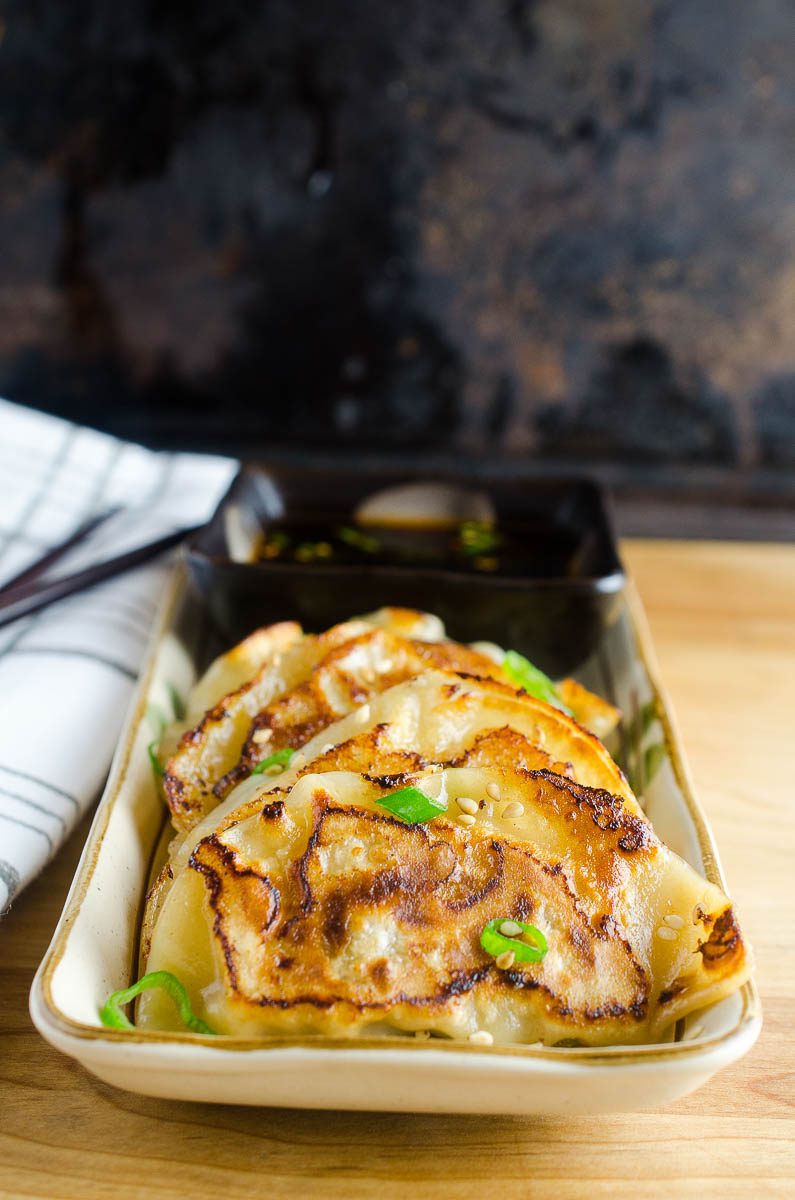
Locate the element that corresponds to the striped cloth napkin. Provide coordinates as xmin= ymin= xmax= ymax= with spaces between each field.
xmin=0 ymin=399 xmax=237 ymax=914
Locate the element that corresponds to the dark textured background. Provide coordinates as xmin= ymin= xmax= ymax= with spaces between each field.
xmin=1 ymin=0 xmax=794 ymax=526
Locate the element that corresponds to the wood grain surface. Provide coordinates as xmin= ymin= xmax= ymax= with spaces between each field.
xmin=1 ymin=540 xmax=793 ymax=1199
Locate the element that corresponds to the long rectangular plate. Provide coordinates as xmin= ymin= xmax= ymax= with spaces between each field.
xmin=29 ymin=562 xmax=761 ymax=1114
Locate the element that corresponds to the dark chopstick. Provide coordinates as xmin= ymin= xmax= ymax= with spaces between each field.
xmin=0 ymin=507 xmax=122 ymax=598
xmin=0 ymin=526 xmax=200 ymax=630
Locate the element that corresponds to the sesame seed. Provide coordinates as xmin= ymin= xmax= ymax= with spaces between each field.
xmin=501 ymin=801 xmax=524 ymax=819
xmin=252 ymin=728 xmax=273 ymax=745
xmin=499 ymin=920 xmax=523 ymax=937
xmin=657 ymin=925 xmax=678 ymax=941
xmin=414 ymin=1030 xmax=430 ymax=1040
xmin=468 ymin=1030 xmax=494 ymax=1045
xmin=456 ymin=796 xmax=478 ymax=815
xmin=379 ymin=659 xmax=394 ymax=674
xmin=664 ymin=914 xmax=685 ymax=929
xmin=486 ymin=782 xmax=501 ymax=801
xmin=495 ymin=950 xmax=515 ymax=970
xmin=355 ymin=704 xmax=371 ymax=725
xmin=683 ymin=1024 xmax=704 ymax=1041
xmin=291 ymin=752 xmax=306 ymax=769
xmin=322 ymin=742 xmax=335 ymax=754
xmin=457 ymin=813 xmax=476 ymax=827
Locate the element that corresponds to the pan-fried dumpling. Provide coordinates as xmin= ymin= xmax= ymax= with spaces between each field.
xmin=157 ymin=621 xmax=303 ymax=764
xmin=167 ymin=668 xmax=636 ymax=876
xmin=556 ymin=677 xmax=620 ymax=741
xmin=143 ymin=668 xmax=636 ymax=953
xmin=139 ymin=611 xmax=749 ymax=1048
xmin=216 ymin=633 xmax=510 ymax=797
xmin=185 ymin=621 xmax=303 ymax=722
xmin=161 ymin=609 xmax=619 ymax=835
xmin=139 ymin=756 xmax=748 ymax=1045
xmin=162 ymin=608 xmax=447 ymax=832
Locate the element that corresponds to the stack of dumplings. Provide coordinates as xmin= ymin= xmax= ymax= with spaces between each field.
xmin=139 ymin=608 xmax=749 ymax=1046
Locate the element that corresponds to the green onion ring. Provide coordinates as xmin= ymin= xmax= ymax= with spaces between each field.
xmin=147 ymin=741 xmax=164 ymax=778
xmin=99 ymin=970 xmax=216 ymax=1034
xmin=501 ymin=650 xmax=572 ymax=715
xmin=251 ymin=747 xmax=295 ymax=776
xmin=376 ymin=785 xmax=446 ymax=824
xmin=481 ymin=918 xmax=548 ymax=964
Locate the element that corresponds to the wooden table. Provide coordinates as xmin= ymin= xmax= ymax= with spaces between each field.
xmin=2 ymin=540 xmax=793 ymax=1199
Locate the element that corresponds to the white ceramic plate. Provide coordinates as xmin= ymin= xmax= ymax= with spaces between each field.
xmin=29 ymin=564 xmax=761 ymax=1114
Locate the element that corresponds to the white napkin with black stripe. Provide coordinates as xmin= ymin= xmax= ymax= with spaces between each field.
xmin=0 ymin=399 xmax=237 ymax=914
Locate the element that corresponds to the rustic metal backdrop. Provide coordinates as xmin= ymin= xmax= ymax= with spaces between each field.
xmin=1 ymin=0 xmax=793 ymax=513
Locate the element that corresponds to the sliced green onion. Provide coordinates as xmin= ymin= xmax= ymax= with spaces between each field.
xmin=502 ymin=650 xmax=572 ymax=715
xmin=640 ymin=699 xmax=657 ymax=736
xmin=458 ymin=520 xmax=501 ymax=556
xmin=166 ymin=682 xmax=186 ymax=720
xmin=251 ymin=747 xmax=295 ymax=776
xmin=337 ymin=525 xmax=380 ymax=554
xmin=147 ymin=740 xmax=164 ymax=778
xmin=376 ymin=785 xmax=446 ymax=824
xmin=99 ymin=970 xmax=216 ymax=1035
xmin=643 ymin=741 xmax=665 ymax=785
xmin=481 ymin=918 xmax=548 ymax=964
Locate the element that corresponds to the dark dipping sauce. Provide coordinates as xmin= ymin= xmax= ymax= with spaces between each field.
xmin=253 ymin=516 xmax=583 ymax=578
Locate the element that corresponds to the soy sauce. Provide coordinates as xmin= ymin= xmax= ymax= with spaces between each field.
xmin=253 ymin=515 xmax=581 ymax=578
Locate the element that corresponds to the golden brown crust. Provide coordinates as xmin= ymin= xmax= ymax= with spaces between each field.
xmin=161 ymin=617 xmax=377 ymax=829
xmin=557 ymin=677 xmax=622 ymax=739
xmin=162 ymin=614 xmax=497 ymax=833
xmin=450 ymin=726 xmax=573 ymax=777
xmin=218 ymin=632 xmax=502 ymax=797
xmin=187 ymin=783 xmax=651 ymax=1033
xmin=143 ymin=753 xmax=748 ymax=1044
xmin=698 ymin=906 xmax=744 ymax=972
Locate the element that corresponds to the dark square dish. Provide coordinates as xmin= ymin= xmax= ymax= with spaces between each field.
xmin=186 ymin=464 xmax=624 ymax=676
